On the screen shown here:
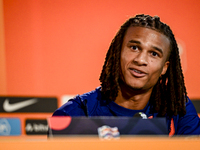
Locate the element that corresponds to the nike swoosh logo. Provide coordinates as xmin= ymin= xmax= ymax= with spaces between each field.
xmin=3 ymin=98 xmax=38 ymax=112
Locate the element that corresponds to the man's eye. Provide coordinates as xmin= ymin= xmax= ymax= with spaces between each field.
xmin=131 ymin=46 xmax=138 ymax=50
xmin=151 ymin=51 xmax=158 ymax=57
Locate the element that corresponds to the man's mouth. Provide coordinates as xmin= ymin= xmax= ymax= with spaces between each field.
xmin=129 ymin=68 xmax=147 ymax=77
xmin=132 ymin=69 xmax=142 ymax=74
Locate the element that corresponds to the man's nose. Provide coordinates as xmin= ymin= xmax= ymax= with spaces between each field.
xmin=133 ymin=51 xmax=148 ymax=65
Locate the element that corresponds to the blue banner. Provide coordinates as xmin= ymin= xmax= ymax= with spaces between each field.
xmin=0 ymin=118 xmax=21 ymax=136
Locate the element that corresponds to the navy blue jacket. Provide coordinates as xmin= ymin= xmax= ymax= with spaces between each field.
xmin=53 ymin=87 xmax=200 ymax=135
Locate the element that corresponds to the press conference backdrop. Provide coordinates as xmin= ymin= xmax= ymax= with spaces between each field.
xmin=1 ymin=0 xmax=200 ymax=98
xmin=0 ymin=0 xmax=200 ymax=136
xmin=0 ymin=96 xmax=58 ymax=136
xmin=0 ymin=96 xmax=200 ymax=136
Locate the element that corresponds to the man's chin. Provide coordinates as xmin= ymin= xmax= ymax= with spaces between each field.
xmin=124 ymin=82 xmax=144 ymax=91
xmin=119 ymin=80 xmax=145 ymax=91
xmin=128 ymin=85 xmax=143 ymax=91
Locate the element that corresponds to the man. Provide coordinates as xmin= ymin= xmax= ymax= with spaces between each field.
xmin=53 ymin=14 xmax=200 ymax=135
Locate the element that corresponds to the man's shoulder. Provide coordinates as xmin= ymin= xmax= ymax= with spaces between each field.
xmin=53 ymin=87 xmax=101 ymax=116
xmin=77 ymin=87 xmax=101 ymax=114
xmin=65 ymin=86 xmax=101 ymax=105
xmin=78 ymin=87 xmax=101 ymax=101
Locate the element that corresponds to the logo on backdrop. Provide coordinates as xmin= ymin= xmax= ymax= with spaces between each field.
xmin=0 ymin=97 xmax=58 ymax=113
xmin=3 ymin=98 xmax=38 ymax=112
xmin=98 ymin=125 xmax=120 ymax=139
xmin=25 ymin=119 xmax=48 ymax=135
xmin=0 ymin=118 xmax=21 ymax=136
xmin=0 ymin=119 xmax=11 ymax=135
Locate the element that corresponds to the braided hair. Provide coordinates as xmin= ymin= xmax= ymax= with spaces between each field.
xmin=99 ymin=14 xmax=187 ymax=117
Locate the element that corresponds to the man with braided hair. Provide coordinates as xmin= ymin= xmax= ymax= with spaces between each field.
xmin=53 ymin=14 xmax=200 ymax=135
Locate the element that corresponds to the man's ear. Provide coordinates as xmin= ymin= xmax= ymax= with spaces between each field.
xmin=161 ymin=61 xmax=169 ymax=75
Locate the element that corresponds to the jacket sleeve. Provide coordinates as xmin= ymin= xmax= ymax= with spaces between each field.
xmin=175 ymin=98 xmax=200 ymax=135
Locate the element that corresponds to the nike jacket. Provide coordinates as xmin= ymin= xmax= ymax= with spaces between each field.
xmin=53 ymin=87 xmax=200 ymax=135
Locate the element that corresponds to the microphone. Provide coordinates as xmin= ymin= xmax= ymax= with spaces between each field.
xmin=134 ymin=112 xmax=147 ymax=119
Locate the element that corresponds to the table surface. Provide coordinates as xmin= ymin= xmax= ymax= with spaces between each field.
xmin=0 ymin=136 xmax=200 ymax=150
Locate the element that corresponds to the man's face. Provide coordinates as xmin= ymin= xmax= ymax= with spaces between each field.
xmin=120 ymin=26 xmax=170 ymax=92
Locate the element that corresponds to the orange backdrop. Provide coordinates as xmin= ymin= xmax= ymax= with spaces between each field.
xmin=2 ymin=0 xmax=200 ymax=100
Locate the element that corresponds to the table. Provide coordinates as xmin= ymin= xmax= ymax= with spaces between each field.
xmin=0 ymin=136 xmax=200 ymax=150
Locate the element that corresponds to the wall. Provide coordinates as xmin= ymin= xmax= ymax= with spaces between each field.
xmin=0 ymin=0 xmax=6 ymax=94
xmin=2 ymin=0 xmax=200 ymax=99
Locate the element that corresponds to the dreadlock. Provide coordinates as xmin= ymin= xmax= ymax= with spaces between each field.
xmin=99 ymin=14 xmax=187 ymax=117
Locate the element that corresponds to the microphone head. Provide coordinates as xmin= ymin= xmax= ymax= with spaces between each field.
xmin=134 ymin=112 xmax=147 ymax=119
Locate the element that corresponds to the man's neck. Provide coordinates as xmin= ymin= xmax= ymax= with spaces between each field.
xmin=114 ymin=83 xmax=153 ymax=110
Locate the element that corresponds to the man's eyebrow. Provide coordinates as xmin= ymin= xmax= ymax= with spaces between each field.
xmin=128 ymin=40 xmax=141 ymax=44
